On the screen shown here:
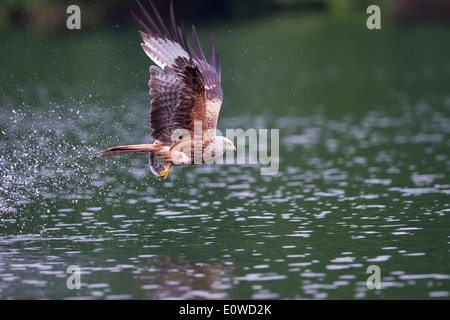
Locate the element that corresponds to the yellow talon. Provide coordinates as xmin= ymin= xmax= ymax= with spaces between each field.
xmin=158 ymin=164 xmax=171 ymax=180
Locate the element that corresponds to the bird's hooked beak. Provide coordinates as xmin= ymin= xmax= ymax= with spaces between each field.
xmin=227 ymin=145 xmax=237 ymax=152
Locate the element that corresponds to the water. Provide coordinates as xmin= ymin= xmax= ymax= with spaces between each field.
xmin=1 ymin=12 xmax=449 ymax=299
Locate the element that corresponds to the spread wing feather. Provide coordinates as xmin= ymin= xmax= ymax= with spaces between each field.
xmin=148 ymin=66 xmax=179 ymax=143
xmin=172 ymin=58 xmax=207 ymax=135
xmin=132 ymin=0 xmax=223 ymax=144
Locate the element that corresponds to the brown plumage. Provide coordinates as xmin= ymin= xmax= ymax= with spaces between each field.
xmin=94 ymin=0 xmax=236 ymax=179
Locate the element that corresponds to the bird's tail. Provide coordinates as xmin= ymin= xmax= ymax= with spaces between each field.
xmin=91 ymin=144 xmax=161 ymax=158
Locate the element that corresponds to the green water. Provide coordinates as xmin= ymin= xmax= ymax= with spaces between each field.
xmin=0 ymin=12 xmax=449 ymax=299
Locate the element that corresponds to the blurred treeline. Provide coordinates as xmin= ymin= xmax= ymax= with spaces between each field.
xmin=1 ymin=0 xmax=449 ymax=33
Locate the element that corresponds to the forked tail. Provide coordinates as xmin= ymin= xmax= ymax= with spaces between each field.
xmin=91 ymin=144 xmax=160 ymax=158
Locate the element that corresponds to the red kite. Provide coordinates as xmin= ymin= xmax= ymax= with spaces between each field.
xmin=94 ymin=1 xmax=236 ymax=179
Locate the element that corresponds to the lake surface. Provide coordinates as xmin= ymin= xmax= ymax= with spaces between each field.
xmin=0 ymin=11 xmax=449 ymax=299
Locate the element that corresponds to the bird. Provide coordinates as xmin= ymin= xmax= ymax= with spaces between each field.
xmin=93 ymin=0 xmax=236 ymax=180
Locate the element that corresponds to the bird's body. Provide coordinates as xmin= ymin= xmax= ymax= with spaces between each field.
xmin=94 ymin=1 xmax=235 ymax=179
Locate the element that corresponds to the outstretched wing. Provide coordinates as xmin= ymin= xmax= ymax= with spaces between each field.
xmin=132 ymin=0 xmax=223 ymax=144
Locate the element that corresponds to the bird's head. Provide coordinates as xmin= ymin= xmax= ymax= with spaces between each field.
xmin=216 ymin=136 xmax=236 ymax=154
xmin=224 ymin=137 xmax=237 ymax=153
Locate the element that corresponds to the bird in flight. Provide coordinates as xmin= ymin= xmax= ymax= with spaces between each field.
xmin=94 ymin=0 xmax=236 ymax=179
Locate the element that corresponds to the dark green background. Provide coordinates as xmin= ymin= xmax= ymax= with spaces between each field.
xmin=0 ymin=0 xmax=449 ymax=299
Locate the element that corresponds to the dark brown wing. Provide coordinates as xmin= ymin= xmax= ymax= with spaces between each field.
xmin=171 ymin=57 xmax=208 ymax=137
xmin=190 ymin=27 xmax=223 ymax=136
xmin=132 ymin=0 xmax=223 ymax=144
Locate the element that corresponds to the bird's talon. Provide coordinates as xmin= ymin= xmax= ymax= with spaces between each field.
xmin=158 ymin=165 xmax=170 ymax=180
